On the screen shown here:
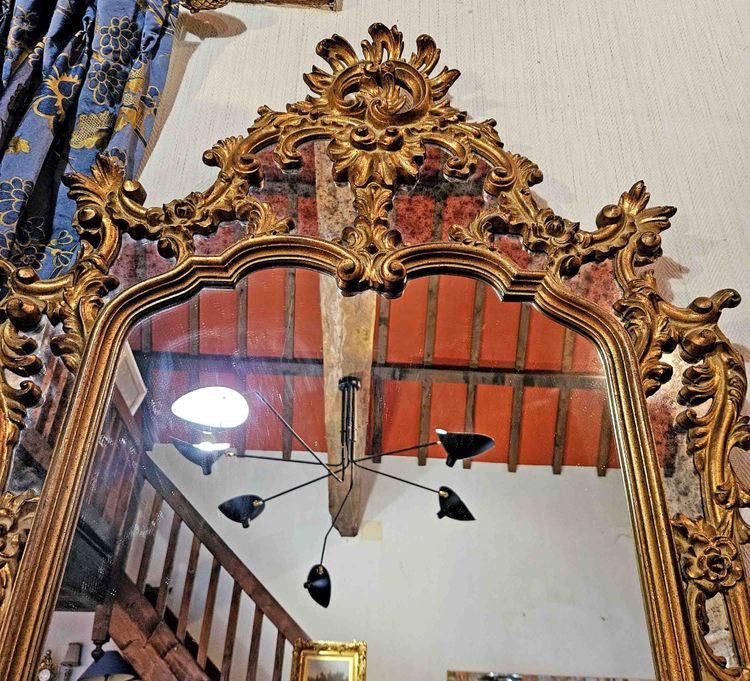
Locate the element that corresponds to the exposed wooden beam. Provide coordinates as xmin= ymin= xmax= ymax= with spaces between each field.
xmin=236 ymin=279 xmax=248 ymax=357
xmin=315 ymin=144 xmax=373 ymax=536
xmin=416 ymin=197 xmax=444 ymax=466
xmin=561 ymin=328 xmax=576 ymax=372
xmin=319 ymin=281 xmax=376 ymax=536
xmin=371 ymin=298 xmax=390 ymax=463
xmin=281 ymin=270 xmax=296 ymax=460
xmin=514 ymin=303 xmax=531 ymax=371
xmin=417 ymin=381 xmax=433 ymax=467
xmin=189 ymin=297 xmax=200 ymax=356
xmin=552 ymin=329 xmax=576 ymax=474
xmin=134 ymin=351 xmax=607 ymax=390
xmin=463 ymin=282 xmax=486 ymax=469
xmin=551 ymin=388 xmax=571 ymax=474
xmin=508 ymin=303 xmax=531 ymax=472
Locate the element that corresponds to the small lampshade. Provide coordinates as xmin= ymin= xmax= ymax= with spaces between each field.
xmin=60 ymin=642 xmax=82 ymax=667
xmin=218 ymin=494 xmax=265 ymax=527
xmin=304 ymin=563 xmax=332 ymax=608
xmin=79 ymin=651 xmax=138 ymax=680
xmin=170 ymin=436 xmax=226 ymax=476
xmin=171 ymin=386 xmax=249 ymax=430
xmin=436 ymin=429 xmax=495 ymax=467
xmin=437 ymin=486 xmax=475 ymax=521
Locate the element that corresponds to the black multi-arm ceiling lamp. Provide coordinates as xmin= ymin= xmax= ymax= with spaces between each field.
xmin=169 ymin=377 xmax=495 ymax=608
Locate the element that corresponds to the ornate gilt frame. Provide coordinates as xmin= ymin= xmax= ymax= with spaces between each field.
xmin=290 ymin=639 xmax=367 ymax=681
xmin=0 ymin=24 xmax=746 ymax=680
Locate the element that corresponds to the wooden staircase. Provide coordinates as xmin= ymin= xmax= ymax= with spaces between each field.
xmin=108 ymin=573 xmax=212 ymax=681
xmin=91 ymin=455 xmax=308 ymax=681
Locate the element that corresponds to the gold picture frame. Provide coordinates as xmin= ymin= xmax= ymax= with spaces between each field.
xmin=290 ymin=640 xmax=367 ymax=681
xmin=0 ymin=22 xmax=746 ymax=681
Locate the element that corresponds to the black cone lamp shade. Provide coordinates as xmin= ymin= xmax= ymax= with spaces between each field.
xmin=218 ymin=495 xmax=265 ymax=527
xmin=79 ymin=651 xmax=138 ymax=680
xmin=170 ymin=437 xmax=225 ymax=476
xmin=304 ymin=563 xmax=332 ymax=608
xmin=436 ymin=429 xmax=495 ymax=467
xmin=437 ymin=486 xmax=475 ymax=521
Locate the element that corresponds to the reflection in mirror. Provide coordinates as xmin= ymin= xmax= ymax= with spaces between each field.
xmin=43 ymin=268 xmax=655 ymax=681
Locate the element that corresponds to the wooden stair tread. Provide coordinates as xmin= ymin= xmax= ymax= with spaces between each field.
xmin=110 ymin=575 xmax=214 ymax=681
xmin=142 ymin=584 xmax=222 ymax=681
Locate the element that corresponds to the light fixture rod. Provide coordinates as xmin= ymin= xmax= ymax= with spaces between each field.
xmin=338 ymin=376 xmax=359 ymax=478
xmin=234 ymin=453 xmax=327 ymax=465
xmin=253 ymin=390 xmax=342 ymax=481
xmin=354 ymin=462 xmax=441 ymax=495
xmin=320 ymin=473 xmax=355 ymax=565
xmin=354 ymin=440 xmax=441 ymax=463
xmin=262 ymin=468 xmax=342 ymax=504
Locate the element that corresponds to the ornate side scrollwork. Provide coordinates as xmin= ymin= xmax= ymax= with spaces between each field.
xmin=606 ymin=187 xmax=750 ymax=674
xmin=0 ymin=490 xmax=38 ymax=619
xmin=674 ymin=516 xmax=750 ymax=680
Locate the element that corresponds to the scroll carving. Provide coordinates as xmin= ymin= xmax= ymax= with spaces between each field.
xmin=0 ymin=143 xmax=290 ymax=491
xmin=608 ymin=189 xmax=750 ymax=675
xmin=0 ymin=490 xmax=38 ymax=619
xmin=442 ymin=83 xmax=750 ymax=671
xmin=0 ymin=23 xmax=746 ymax=679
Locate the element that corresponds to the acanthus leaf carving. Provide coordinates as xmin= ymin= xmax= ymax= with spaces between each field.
xmin=0 ymin=490 xmax=38 ymax=619
xmin=672 ymin=515 xmax=750 ymax=680
xmin=607 ymin=166 xmax=750 ymax=676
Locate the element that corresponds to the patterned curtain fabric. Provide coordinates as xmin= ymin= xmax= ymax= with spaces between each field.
xmin=0 ymin=0 xmax=178 ymax=278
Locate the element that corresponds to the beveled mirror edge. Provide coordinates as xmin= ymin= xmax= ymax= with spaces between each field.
xmin=0 ymin=22 xmax=745 ymax=681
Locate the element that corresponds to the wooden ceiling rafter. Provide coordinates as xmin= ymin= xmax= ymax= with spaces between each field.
xmin=462 ymin=282 xmax=487 ymax=470
xmin=370 ymin=298 xmax=391 ymax=464
xmin=551 ymin=329 xmax=577 ymax=475
xmin=134 ymin=351 xmax=607 ymax=390
xmin=281 ymin=268 xmax=296 ymax=461
xmin=416 ymin=195 xmax=446 ymax=466
xmin=506 ymin=304 xmax=531 ymax=472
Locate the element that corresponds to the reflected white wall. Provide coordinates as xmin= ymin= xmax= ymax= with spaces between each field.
xmin=150 ymin=444 xmax=654 ymax=680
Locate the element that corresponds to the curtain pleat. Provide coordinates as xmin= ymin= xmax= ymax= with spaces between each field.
xmin=0 ymin=0 xmax=178 ymax=278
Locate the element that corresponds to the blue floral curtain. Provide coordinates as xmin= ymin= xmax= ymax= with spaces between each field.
xmin=0 ymin=0 xmax=178 ymax=278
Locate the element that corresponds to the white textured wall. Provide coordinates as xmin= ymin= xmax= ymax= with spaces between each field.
xmin=148 ymin=445 xmax=654 ymax=680
xmin=43 ymin=611 xmax=100 ymax=681
xmin=140 ymin=0 xmax=749 ymax=363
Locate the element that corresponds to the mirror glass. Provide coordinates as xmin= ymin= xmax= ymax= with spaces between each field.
xmin=43 ymin=266 xmax=655 ymax=681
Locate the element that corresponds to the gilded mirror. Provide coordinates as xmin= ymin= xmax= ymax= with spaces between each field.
xmin=43 ymin=267 xmax=653 ymax=679
xmin=0 ymin=24 xmax=747 ymax=681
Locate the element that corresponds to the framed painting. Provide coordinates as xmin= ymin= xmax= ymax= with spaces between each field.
xmin=290 ymin=640 xmax=366 ymax=681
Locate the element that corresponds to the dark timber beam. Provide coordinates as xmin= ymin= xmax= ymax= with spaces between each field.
xmin=463 ymin=282 xmax=486 ymax=469
xmin=370 ymin=298 xmax=390 ymax=463
xmin=508 ymin=303 xmax=531 ymax=472
xmin=133 ymin=351 xmax=608 ymax=390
